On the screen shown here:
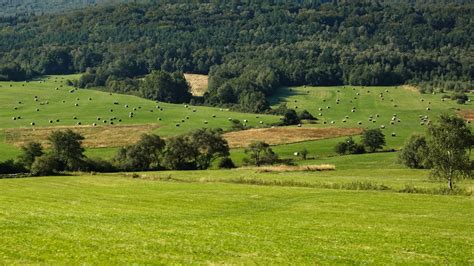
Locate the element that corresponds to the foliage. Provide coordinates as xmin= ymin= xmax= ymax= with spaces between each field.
xmin=140 ymin=70 xmax=192 ymax=104
xmin=187 ymin=128 xmax=230 ymax=170
xmin=1 ymin=1 xmax=471 ymax=109
xmin=282 ymin=109 xmax=301 ymax=126
xmin=398 ymin=135 xmax=429 ymax=169
xmin=217 ymin=157 xmax=236 ymax=169
xmin=244 ymin=141 xmax=279 ymax=166
xmin=0 ymin=160 xmax=26 ymax=174
xmin=17 ymin=142 xmax=44 ymax=170
xmin=114 ymin=134 xmax=165 ymax=171
xmin=425 ymin=114 xmax=473 ymax=189
xmin=298 ymin=110 xmax=317 ymax=121
xmin=48 ymin=130 xmax=85 ymax=171
xmin=335 ymin=137 xmax=366 ymax=155
xmin=361 ymin=129 xmax=386 ymax=153
xmin=30 ymin=154 xmax=59 ymax=176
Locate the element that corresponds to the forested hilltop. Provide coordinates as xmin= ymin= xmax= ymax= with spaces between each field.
xmin=0 ymin=0 xmax=133 ymax=16
xmin=0 ymin=0 xmax=472 ymax=112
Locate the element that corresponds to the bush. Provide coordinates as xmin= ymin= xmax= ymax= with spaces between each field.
xmin=84 ymin=158 xmax=117 ymax=172
xmin=30 ymin=155 xmax=59 ymax=176
xmin=335 ymin=137 xmax=366 ymax=155
xmin=298 ymin=110 xmax=317 ymax=121
xmin=398 ymin=135 xmax=429 ymax=169
xmin=0 ymin=160 xmax=27 ymax=174
xmin=218 ymin=157 xmax=236 ymax=169
xmin=282 ymin=109 xmax=300 ymax=125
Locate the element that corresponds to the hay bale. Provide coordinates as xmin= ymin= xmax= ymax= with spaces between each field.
xmin=391 ymin=132 xmax=396 ymax=137
xmin=30 ymin=122 xmax=35 ymax=126
xmin=204 ymin=121 xmax=208 ymax=124
xmin=380 ymin=125 xmax=385 ymax=129
xmin=358 ymin=121 xmax=362 ymax=125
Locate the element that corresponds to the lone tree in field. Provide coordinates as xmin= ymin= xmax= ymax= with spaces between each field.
xmin=48 ymin=129 xmax=85 ymax=171
xmin=18 ymin=141 xmax=44 ymax=170
xmin=425 ymin=114 xmax=473 ymax=189
xmin=244 ymin=141 xmax=279 ymax=166
xmin=361 ymin=129 xmax=386 ymax=152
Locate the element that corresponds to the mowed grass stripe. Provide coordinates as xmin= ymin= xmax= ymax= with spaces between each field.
xmin=0 ymin=175 xmax=472 ymax=264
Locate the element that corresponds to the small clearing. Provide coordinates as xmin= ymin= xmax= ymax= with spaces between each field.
xmin=184 ymin=74 xmax=208 ymax=96
xmin=223 ymin=127 xmax=363 ymax=148
xmin=4 ymin=124 xmax=159 ymax=148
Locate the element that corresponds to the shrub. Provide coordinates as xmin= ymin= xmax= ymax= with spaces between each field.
xmin=335 ymin=137 xmax=366 ymax=155
xmin=398 ymin=135 xmax=429 ymax=169
xmin=282 ymin=109 xmax=300 ymax=125
xmin=298 ymin=110 xmax=317 ymax=121
xmin=0 ymin=160 xmax=27 ymax=174
xmin=30 ymin=155 xmax=59 ymax=176
xmin=218 ymin=157 xmax=236 ymax=169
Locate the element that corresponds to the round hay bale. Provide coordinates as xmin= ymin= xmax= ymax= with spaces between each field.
xmin=36 ymin=108 xmax=40 ymax=112
xmin=31 ymin=122 xmax=35 ymax=126
xmin=49 ymin=120 xmax=53 ymax=123
xmin=204 ymin=121 xmax=208 ymax=124
xmin=380 ymin=125 xmax=385 ymax=129
xmin=259 ymin=121 xmax=263 ymax=124
xmin=176 ymin=123 xmax=180 ymax=127
xmin=77 ymin=122 xmax=81 ymax=125
xmin=12 ymin=117 xmax=16 ymax=120
xmin=92 ymin=123 xmax=97 ymax=126
xmin=358 ymin=121 xmax=362 ymax=125
xmin=391 ymin=132 xmax=396 ymax=137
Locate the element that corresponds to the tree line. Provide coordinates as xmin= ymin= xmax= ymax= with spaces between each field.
xmin=0 ymin=127 xmax=284 ymax=176
xmin=0 ymin=1 xmax=472 ymax=112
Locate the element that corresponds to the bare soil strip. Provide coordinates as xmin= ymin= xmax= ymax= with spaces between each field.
xmin=251 ymin=164 xmax=336 ymax=172
xmin=4 ymin=124 xmax=159 ymax=148
xmin=184 ymin=73 xmax=208 ymax=96
xmin=223 ymin=127 xmax=363 ymax=148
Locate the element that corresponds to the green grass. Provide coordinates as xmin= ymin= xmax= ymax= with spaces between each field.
xmin=269 ymin=85 xmax=473 ymax=149
xmin=0 ymin=75 xmax=279 ymax=159
xmin=0 ymin=174 xmax=472 ymax=264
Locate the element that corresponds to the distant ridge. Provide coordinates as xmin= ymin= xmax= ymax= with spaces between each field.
xmin=0 ymin=0 xmax=136 ymax=16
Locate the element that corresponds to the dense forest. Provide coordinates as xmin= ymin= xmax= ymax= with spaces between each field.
xmin=0 ymin=0 xmax=134 ymax=16
xmin=0 ymin=0 xmax=472 ymax=112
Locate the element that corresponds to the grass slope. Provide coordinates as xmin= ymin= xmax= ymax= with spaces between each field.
xmin=0 ymin=174 xmax=472 ymax=264
xmin=0 ymin=75 xmax=279 ymax=159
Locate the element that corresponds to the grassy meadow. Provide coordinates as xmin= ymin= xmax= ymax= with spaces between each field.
xmin=0 ymin=75 xmax=473 ymax=263
xmin=0 ymin=174 xmax=472 ymax=264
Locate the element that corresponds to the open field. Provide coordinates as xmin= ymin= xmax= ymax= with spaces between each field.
xmin=0 ymin=75 xmax=279 ymax=159
xmin=184 ymin=73 xmax=208 ymax=96
xmin=0 ymin=174 xmax=472 ymax=264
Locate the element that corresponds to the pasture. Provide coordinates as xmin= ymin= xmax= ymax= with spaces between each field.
xmin=0 ymin=75 xmax=278 ymax=160
xmin=0 ymin=174 xmax=472 ymax=264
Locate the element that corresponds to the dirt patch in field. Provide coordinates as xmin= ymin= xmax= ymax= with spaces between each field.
xmin=401 ymin=85 xmax=420 ymax=93
xmin=4 ymin=124 xmax=159 ymax=148
xmin=459 ymin=110 xmax=474 ymax=121
xmin=223 ymin=127 xmax=363 ymax=148
xmin=184 ymin=73 xmax=208 ymax=96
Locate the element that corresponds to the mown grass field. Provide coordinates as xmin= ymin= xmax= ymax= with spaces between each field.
xmin=0 ymin=174 xmax=472 ymax=264
xmin=0 ymin=75 xmax=279 ymax=160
